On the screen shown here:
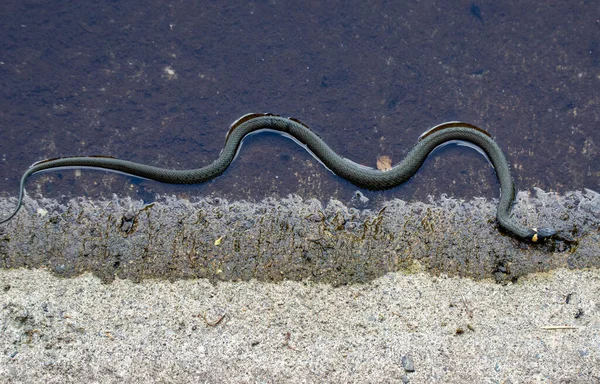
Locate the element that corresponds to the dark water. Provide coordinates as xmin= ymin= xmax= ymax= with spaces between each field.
xmin=1 ymin=1 xmax=598 ymax=206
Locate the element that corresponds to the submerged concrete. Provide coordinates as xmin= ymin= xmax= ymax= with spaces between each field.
xmin=0 ymin=189 xmax=598 ymax=284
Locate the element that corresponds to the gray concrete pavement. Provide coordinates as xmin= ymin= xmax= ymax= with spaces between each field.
xmin=1 ymin=267 xmax=598 ymax=383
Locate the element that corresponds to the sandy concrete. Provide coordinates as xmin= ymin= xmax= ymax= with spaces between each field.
xmin=1 ymin=267 xmax=598 ymax=383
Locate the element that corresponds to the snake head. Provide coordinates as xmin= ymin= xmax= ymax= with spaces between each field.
xmin=530 ymin=227 xmax=557 ymax=242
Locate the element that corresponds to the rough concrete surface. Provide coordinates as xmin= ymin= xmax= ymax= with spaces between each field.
xmin=1 ymin=189 xmax=598 ymax=285
xmin=0 ymin=267 xmax=599 ymax=383
xmin=0 ymin=191 xmax=598 ymax=383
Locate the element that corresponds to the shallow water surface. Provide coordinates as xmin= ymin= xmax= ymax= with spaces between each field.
xmin=0 ymin=1 xmax=598 ymax=206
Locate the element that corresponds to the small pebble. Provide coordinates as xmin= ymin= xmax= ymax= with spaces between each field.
xmin=351 ymin=190 xmax=369 ymax=205
xmin=402 ymin=354 xmax=415 ymax=372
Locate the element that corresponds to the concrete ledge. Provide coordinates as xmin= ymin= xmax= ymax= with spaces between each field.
xmin=1 ymin=189 xmax=598 ymax=284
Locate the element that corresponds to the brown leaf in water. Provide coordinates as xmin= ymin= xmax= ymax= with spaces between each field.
xmin=377 ymin=155 xmax=392 ymax=171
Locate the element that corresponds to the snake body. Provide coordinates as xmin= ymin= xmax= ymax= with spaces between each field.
xmin=0 ymin=114 xmax=555 ymax=241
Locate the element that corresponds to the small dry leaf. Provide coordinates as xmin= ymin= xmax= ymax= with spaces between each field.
xmin=214 ymin=236 xmax=224 ymax=246
xmin=376 ymin=155 xmax=392 ymax=171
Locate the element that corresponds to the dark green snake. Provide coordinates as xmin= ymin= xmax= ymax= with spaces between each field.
xmin=0 ymin=114 xmax=556 ymax=241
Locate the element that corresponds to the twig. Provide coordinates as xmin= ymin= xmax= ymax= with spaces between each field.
xmin=199 ymin=312 xmax=226 ymax=327
xmin=461 ymin=294 xmax=473 ymax=318
xmin=283 ymin=332 xmax=297 ymax=350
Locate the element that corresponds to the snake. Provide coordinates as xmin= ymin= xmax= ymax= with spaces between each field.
xmin=0 ymin=113 xmax=556 ymax=242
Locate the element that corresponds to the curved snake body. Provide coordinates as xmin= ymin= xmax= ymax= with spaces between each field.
xmin=0 ymin=114 xmax=556 ymax=241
